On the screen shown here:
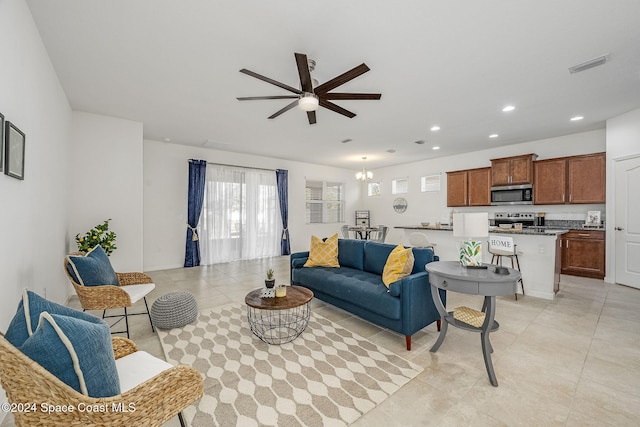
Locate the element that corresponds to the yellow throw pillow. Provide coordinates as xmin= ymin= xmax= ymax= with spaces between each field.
xmin=382 ymin=245 xmax=415 ymax=287
xmin=304 ymin=234 xmax=340 ymax=268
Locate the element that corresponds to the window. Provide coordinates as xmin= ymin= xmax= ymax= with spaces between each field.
xmin=392 ymin=178 xmax=408 ymax=194
xmin=368 ymin=181 xmax=381 ymax=196
xmin=421 ymin=174 xmax=441 ymax=192
xmin=305 ymin=180 xmax=344 ymax=223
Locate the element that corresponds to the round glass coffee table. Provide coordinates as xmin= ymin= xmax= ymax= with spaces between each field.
xmin=245 ymin=286 xmax=314 ymax=345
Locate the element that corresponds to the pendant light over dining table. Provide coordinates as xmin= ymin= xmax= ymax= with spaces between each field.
xmin=356 ymin=156 xmax=373 ymax=181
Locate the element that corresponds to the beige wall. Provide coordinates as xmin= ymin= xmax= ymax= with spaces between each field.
xmin=69 ymin=112 xmax=144 ymax=272
xmin=0 ymin=0 xmax=72 ymax=414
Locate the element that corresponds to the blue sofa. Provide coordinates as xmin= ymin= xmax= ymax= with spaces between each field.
xmin=290 ymin=239 xmax=445 ymax=350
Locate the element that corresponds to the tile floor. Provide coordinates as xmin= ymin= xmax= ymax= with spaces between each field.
xmin=3 ymin=257 xmax=639 ymax=426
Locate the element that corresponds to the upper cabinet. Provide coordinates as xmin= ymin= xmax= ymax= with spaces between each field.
xmin=490 ymin=154 xmax=537 ymax=186
xmin=534 ymin=152 xmax=605 ymax=205
xmin=568 ymin=153 xmax=606 ymax=203
xmin=447 ymin=167 xmax=491 ymax=207
xmin=534 ymin=158 xmax=566 ymax=204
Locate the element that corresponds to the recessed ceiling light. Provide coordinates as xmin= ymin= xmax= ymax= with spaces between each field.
xmin=489 ymin=134 xmax=499 ymax=138
xmin=164 ymin=137 xmax=171 ymax=142
xmin=502 ymin=105 xmax=516 ymax=112
xmin=432 ymin=146 xmax=440 ymax=150
xmin=386 ymin=149 xmax=396 ymax=153
xmin=414 ymin=140 xmax=425 ymax=145
xmin=570 ymin=116 xmax=584 ymax=121
xmin=430 ymin=126 xmax=440 ymax=131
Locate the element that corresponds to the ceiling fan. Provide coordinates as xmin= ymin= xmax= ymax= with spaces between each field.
xmin=237 ymin=52 xmax=381 ymax=125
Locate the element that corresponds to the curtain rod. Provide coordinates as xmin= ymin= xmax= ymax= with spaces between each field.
xmin=197 ymin=160 xmax=276 ymax=172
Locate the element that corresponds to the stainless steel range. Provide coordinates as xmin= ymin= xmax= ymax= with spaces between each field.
xmin=493 ymin=212 xmax=536 ymax=227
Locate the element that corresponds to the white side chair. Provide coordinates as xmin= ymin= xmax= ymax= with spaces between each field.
xmin=340 ymin=225 xmax=351 ymax=239
xmin=370 ymin=225 xmax=388 ymax=243
xmin=488 ymin=236 xmax=524 ymax=299
xmin=409 ymin=232 xmax=437 ymax=254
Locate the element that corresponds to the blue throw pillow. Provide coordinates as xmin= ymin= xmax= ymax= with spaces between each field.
xmin=19 ymin=312 xmax=120 ymax=398
xmin=66 ymin=245 xmax=118 ymax=287
xmin=4 ymin=289 xmax=104 ymax=347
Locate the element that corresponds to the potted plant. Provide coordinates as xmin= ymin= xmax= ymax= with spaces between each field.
xmin=75 ymin=219 xmax=117 ymax=255
xmin=265 ymin=268 xmax=275 ymax=289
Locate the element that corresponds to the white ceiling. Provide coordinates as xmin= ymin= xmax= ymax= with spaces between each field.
xmin=26 ymin=0 xmax=640 ymax=170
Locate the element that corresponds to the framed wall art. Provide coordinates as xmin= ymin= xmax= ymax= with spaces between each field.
xmin=5 ymin=121 xmax=25 ymax=180
xmin=0 ymin=112 xmax=4 ymax=173
xmin=586 ymin=210 xmax=601 ymax=226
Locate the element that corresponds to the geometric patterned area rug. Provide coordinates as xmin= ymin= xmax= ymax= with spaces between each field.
xmin=157 ymin=303 xmax=423 ymax=427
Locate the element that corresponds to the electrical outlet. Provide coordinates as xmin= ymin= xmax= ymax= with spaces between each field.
xmin=538 ymin=245 xmax=545 ymax=254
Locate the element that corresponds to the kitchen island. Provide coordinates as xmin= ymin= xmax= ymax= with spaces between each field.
xmin=396 ymin=226 xmax=566 ymax=300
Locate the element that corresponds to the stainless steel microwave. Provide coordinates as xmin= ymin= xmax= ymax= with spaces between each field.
xmin=491 ymin=184 xmax=533 ymax=205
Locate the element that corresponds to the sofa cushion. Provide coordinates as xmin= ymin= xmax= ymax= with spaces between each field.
xmin=66 ymin=245 xmax=119 ymax=286
xmin=294 ymin=267 xmax=401 ymax=320
xmin=18 ymin=311 xmax=120 ymax=398
xmin=363 ymin=241 xmax=397 ymax=275
xmin=337 ymin=239 xmax=365 ymax=270
xmin=410 ymin=247 xmax=435 ymax=274
xmin=304 ymin=234 xmax=339 ymax=267
xmin=382 ymin=245 xmax=415 ymax=287
xmin=4 ymin=289 xmax=104 ymax=347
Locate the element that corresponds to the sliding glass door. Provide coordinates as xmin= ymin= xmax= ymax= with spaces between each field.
xmin=199 ymin=165 xmax=280 ymax=264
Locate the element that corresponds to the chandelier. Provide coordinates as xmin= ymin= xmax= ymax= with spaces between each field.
xmin=355 ymin=156 xmax=373 ymax=181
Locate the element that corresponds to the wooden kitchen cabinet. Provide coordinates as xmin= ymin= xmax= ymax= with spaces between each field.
xmin=447 ymin=167 xmax=491 ymax=207
xmin=568 ymin=153 xmax=606 ymax=203
xmin=533 ymin=152 xmax=605 ymax=205
xmin=561 ymin=230 xmax=605 ymax=279
xmin=534 ymin=158 xmax=567 ymax=204
xmin=468 ymin=167 xmax=491 ymax=206
xmin=491 ymin=153 xmax=537 ymax=186
xmin=447 ymin=170 xmax=468 ymax=207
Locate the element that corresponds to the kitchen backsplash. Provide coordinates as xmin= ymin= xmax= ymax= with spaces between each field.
xmin=544 ymin=219 xmax=605 ymax=229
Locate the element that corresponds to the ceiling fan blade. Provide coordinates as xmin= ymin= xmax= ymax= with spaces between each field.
xmin=314 ymin=63 xmax=370 ymax=94
xmin=268 ymin=100 xmax=299 ymax=119
xmin=319 ymin=99 xmax=356 ymax=118
xmin=239 ymin=69 xmax=302 ymax=95
xmin=322 ymin=93 xmax=382 ymax=100
xmin=307 ymin=111 xmax=317 ymax=125
xmin=237 ymin=95 xmax=299 ymax=101
xmin=295 ymin=53 xmax=313 ymax=93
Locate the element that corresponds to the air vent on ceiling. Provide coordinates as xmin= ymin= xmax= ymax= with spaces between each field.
xmin=568 ymin=55 xmax=609 ymax=74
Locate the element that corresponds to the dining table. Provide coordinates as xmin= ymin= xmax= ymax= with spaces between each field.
xmin=347 ymin=226 xmax=380 ymax=240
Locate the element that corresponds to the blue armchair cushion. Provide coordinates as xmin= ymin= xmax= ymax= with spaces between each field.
xmin=66 ymin=245 xmax=118 ymax=287
xmin=18 ymin=312 xmax=120 ymax=398
xmin=4 ymin=289 xmax=104 ymax=347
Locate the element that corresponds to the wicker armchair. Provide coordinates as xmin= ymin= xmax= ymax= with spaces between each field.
xmin=64 ymin=253 xmax=155 ymax=338
xmin=0 ymin=335 xmax=203 ymax=427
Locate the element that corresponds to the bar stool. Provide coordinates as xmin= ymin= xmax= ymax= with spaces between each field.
xmin=409 ymin=232 xmax=437 ymax=254
xmin=488 ymin=236 xmax=524 ymax=300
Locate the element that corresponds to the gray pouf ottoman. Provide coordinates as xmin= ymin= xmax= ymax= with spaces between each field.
xmin=150 ymin=291 xmax=198 ymax=329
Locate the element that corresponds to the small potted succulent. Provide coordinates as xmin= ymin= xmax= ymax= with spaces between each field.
xmin=265 ymin=268 xmax=275 ymax=289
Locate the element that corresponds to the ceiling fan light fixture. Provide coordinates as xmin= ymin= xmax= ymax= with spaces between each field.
xmin=298 ymin=93 xmax=319 ymax=111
